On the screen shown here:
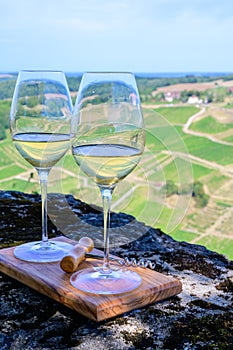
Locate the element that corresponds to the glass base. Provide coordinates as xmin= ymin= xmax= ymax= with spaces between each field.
xmin=14 ymin=240 xmax=73 ymax=263
xmin=70 ymin=267 xmax=142 ymax=294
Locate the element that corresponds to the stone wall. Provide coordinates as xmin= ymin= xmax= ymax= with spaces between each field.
xmin=0 ymin=191 xmax=232 ymax=349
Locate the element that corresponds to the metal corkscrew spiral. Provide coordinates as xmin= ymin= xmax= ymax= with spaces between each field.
xmin=84 ymin=253 xmax=156 ymax=270
xmin=117 ymin=256 xmax=156 ymax=270
xmin=60 ymin=237 xmax=156 ymax=274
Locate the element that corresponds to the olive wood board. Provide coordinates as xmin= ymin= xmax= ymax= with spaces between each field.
xmin=0 ymin=236 xmax=182 ymax=322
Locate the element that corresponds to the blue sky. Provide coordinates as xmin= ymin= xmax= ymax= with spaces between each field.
xmin=1 ymin=0 xmax=233 ymax=73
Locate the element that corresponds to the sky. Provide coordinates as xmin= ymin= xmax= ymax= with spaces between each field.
xmin=1 ymin=0 xmax=233 ymax=73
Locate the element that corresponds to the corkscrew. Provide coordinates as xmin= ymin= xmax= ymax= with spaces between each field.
xmin=85 ymin=252 xmax=156 ymax=270
xmin=60 ymin=237 xmax=155 ymax=273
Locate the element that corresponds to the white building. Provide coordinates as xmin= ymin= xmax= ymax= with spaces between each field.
xmin=187 ymin=95 xmax=202 ymax=104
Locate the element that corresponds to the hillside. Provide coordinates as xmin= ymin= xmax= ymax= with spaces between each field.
xmin=0 ymin=74 xmax=233 ymax=260
xmin=143 ymin=104 xmax=233 ymax=259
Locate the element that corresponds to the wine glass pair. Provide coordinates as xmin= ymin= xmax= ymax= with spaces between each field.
xmin=10 ymin=71 xmax=145 ymax=294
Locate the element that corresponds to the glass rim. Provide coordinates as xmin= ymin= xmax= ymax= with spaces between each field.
xmin=18 ymin=69 xmax=65 ymax=74
xmin=82 ymin=71 xmax=134 ymax=75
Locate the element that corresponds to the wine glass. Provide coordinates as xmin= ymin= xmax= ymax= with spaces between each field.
xmin=10 ymin=70 xmax=73 ymax=262
xmin=70 ymin=72 xmax=145 ymax=294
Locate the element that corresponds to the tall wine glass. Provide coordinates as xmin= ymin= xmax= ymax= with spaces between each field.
xmin=70 ymin=72 xmax=145 ymax=294
xmin=10 ymin=70 xmax=73 ymax=262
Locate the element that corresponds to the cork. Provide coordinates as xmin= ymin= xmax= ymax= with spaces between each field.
xmin=60 ymin=237 xmax=94 ymax=273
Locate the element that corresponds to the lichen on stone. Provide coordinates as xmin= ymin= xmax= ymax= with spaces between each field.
xmin=0 ymin=191 xmax=232 ymax=349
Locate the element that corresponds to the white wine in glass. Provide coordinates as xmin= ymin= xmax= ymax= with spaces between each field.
xmin=10 ymin=70 xmax=73 ymax=262
xmin=71 ymin=72 xmax=145 ymax=294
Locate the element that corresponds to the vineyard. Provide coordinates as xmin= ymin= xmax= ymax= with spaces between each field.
xmin=0 ymin=74 xmax=233 ymax=259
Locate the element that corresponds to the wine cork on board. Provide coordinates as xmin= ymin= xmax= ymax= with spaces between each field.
xmin=60 ymin=237 xmax=94 ymax=273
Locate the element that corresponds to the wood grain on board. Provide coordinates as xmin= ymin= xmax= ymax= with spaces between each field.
xmin=0 ymin=237 xmax=182 ymax=321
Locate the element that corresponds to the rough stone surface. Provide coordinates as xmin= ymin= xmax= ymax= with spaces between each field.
xmin=0 ymin=191 xmax=232 ymax=350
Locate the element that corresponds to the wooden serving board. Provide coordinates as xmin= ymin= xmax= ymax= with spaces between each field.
xmin=0 ymin=237 xmax=182 ymax=321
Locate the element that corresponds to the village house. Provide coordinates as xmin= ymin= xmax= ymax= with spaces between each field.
xmin=187 ymin=95 xmax=202 ymax=104
xmin=164 ymin=91 xmax=181 ymax=102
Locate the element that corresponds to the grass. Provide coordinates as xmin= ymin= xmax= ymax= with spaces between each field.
xmin=0 ymin=149 xmax=15 ymax=165
xmin=0 ymin=178 xmax=39 ymax=193
xmin=192 ymin=163 xmax=214 ymax=180
xmin=216 ymin=201 xmax=232 ymax=208
xmin=147 ymin=156 xmax=193 ymax=187
xmin=129 ymin=197 xmax=158 ymax=222
xmin=164 ymin=157 xmax=192 ymax=182
xmin=170 ymin=228 xmax=197 ymax=242
xmin=195 ymin=235 xmax=233 ymax=260
xmin=205 ymin=172 xmax=230 ymax=194
xmin=0 ymin=104 xmax=233 ymax=260
xmin=176 ymin=126 xmax=233 ymax=165
xmin=146 ymin=125 xmax=190 ymax=155
xmin=224 ymin=134 xmax=233 ymax=142
xmin=224 ymin=102 xmax=233 ymax=109
xmin=146 ymin=123 xmax=233 ymax=166
xmin=0 ymin=164 xmax=26 ymax=180
xmin=156 ymin=205 xmax=178 ymax=233
xmin=155 ymin=106 xmax=200 ymax=124
xmin=190 ymin=115 xmax=233 ymax=134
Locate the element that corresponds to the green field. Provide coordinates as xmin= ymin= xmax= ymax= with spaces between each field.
xmin=140 ymin=106 xmax=233 ymax=259
xmin=0 ymin=105 xmax=233 ymax=260
xmin=192 ymin=163 xmax=214 ymax=180
xmin=190 ymin=115 xmax=233 ymax=134
xmin=179 ymin=127 xmax=233 ymax=165
xmin=155 ymin=106 xmax=199 ymax=124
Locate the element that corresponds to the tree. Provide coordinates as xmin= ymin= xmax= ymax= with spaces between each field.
xmin=192 ymin=181 xmax=209 ymax=208
xmin=164 ymin=180 xmax=178 ymax=197
xmin=0 ymin=100 xmax=11 ymax=139
xmin=0 ymin=124 xmax=6 ymax=140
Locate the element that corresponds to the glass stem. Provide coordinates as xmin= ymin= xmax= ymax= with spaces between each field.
xmin=37 ymin=169 xmax=50 ymax=246
xmin=100 ymin=188 xmax=113 ymax=272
